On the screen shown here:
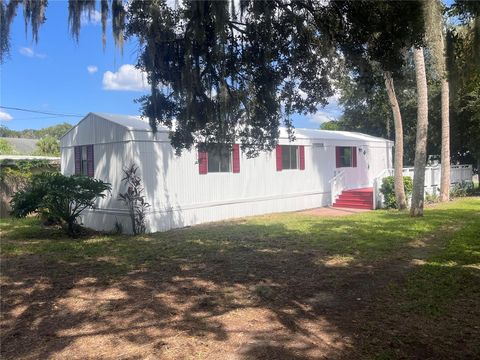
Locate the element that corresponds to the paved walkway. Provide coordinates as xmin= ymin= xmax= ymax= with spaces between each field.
xmin=300 ymin=206 xmax=372 ymax=217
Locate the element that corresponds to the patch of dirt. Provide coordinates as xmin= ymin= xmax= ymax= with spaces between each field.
xmin=1 ymin=224 xmax=478 ymax=359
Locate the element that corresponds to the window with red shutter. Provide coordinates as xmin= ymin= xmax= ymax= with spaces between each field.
xmin=87 ymin=145 xmax=94 ymax=177
xmin=335 ymin=146 xmax=342 ymax=168
xmin=232 ymin=144 xmax=240 ymax=173
xmin=198 ymin=151 xmax=208 ymax=174
xmin=276 ymin=145 xmax=282 ymax=171
xmin=74 ymin=146 xmax=81 ymax=175
xmin=299 ymin=145 xmax=305 ymax=170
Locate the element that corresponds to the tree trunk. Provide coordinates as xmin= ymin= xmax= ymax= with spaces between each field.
xmin=439 ymin=77 xmax=450 ymax=201
xmin=411 ymin=48 xmax=429 ymax=217
xmin=424 ymin=0 xmax=451 ymax=202
xmin=383 ymin=71 xmax=407 ymax=210
xmin=67 ymin=220 xmax=75 ymax=237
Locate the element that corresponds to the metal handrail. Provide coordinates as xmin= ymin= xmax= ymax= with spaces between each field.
xmin=329 ymin=170 xmax=346 ymax=206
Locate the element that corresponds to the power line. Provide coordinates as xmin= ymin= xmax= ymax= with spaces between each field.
xmin=0 ymin=106 xmax=83 ymax=118
xmin=8 ymin=115 xmax=70 ymax=121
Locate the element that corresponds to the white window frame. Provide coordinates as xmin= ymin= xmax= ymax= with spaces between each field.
xmin=207 ymin=145 xmax=232 ymax=173
xmin=282 ymin=145 xmax=299 ymax=170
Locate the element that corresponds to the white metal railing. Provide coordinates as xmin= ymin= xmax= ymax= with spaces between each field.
xmin=328 ymin=170 xmax=346 ymax=206
xmin=372 ymin=164 xmax=473 ymax=209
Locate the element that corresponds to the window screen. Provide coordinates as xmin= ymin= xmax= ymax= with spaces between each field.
xmin=281 ymin=145 xmax=298 ymax=170
xmin=208 ymin=145 xmax=232 ymax=173
xmin=81 ymin=145 xmax=88 ymax=175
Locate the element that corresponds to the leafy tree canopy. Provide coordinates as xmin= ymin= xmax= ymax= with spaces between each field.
xmin=334 ymin=50 xmax=443 ymax=166
xmin=0 ymin=122 xmax=73 ymax=140
xmin=128 ymin=0 xmax=338 ymax=156
xmin=1 ymin=0 xmax=476 ymax=162
xmin=319 ymin=121 xmax=340 ymax=131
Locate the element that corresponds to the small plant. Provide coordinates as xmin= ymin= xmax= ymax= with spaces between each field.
xmin=450 ymin=181 xmax=474 ymax=198
xmin=118 ymin=164 xmax=150 ymax=235
xmin=379 ymin=176 xmax=413 ymax=209
xmin=10 ymin=172 xmax=111 ymax=236
xmin=425 ymin=192 xmax=439 ymax=204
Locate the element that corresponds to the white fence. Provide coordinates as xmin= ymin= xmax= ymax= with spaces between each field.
xmin=373 ymin=164 xmax=473 ymax=209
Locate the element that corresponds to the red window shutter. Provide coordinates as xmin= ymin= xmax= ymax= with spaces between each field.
xmin=87 ymin=145 xmax=94 ymax=177
xmin=232 ymin=144 xmax=240 ymax=173
xmin=352 ymin=146 xmax=357 ymax=167
xmin=74 ymin=146 xmax=81 ymax=175
xmin=198 ymin=151 xmax=208 ymax=174
xmin=299 ymin=145 xmax=305 ymax=170
xmin=335 ymin=146 xmax=342 ymax=168
xmin=276 ymin=145 xmax=282 ymax=171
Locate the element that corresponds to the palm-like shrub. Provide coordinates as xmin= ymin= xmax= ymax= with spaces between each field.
xmin=10 ymin=172 xmax=111 ymax=236
xmin=118 ymin=164 xmax=150 ymax=235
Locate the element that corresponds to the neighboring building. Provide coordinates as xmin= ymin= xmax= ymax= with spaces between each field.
xmin=60 ymin=113 xmax=393 ymax=233
xmin=0 ymin=137 xmax=38 ymax=154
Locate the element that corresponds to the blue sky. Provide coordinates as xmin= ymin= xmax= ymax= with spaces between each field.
xmin=0 ymin=1 xmax=341 ymax=131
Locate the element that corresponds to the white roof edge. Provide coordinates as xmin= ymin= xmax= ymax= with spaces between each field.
xmin=61 ymin=112 xmax=392 ymax=144
xmin=93 ymin=112 xmax=170 ymax=132
xmin=59 ymin=112 xmax=95 ymax=141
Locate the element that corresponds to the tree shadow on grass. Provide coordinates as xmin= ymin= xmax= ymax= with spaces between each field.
xmin=1 ymin=204 xmax=479 ymax=359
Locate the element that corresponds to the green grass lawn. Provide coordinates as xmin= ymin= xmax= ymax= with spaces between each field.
xmin=1 ymin=197 xmax=479 ymax=359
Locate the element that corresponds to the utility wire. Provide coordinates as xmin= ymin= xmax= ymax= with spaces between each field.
xmin=0 ymin=105 xmax=83 ymax=118
xmin=8 ymin=115 xmax=70 ymax=121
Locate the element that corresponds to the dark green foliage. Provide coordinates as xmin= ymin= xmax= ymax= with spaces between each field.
xmin=0 ymin=0 xmax=47 ymax=63
xmin=128 ymin=0 xmax=335 ymax=156
xmin=447 ymin=17 xmax=480 ymax=171
xmin=118 ymin=164 xmax=150 ymax=235
xmin=380 ymin=176 xmax=413 ymax=209
xmin=321 ymin=1 xmax=425 ymax=77
xmin=450 ymin=181 xmax=475 ymax=198
xmin=334 ymin=51 xmax=443 ymax=166
xmin=10 ymin=172 xmax=111 ymax=236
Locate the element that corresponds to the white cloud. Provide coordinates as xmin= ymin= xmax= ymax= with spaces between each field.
xmin=0 ymin=111 xmax=13 ymax=121
xmin=308 ymin=97 xmax=343 ymax=125
xmin=19 ymin=46 xmax=46 ymax=59
xmin=308 ymin=111 xmax=335 ymax=125
xmin=81 ymin=10 xmax=102 ymax=25
xmin=102 ymin=64 xmax=149 ymax=92
xmin=87 ymin=65 xmax=98 ymax=74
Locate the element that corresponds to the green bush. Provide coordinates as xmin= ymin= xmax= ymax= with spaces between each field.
xmin=10 ymin=173 xmax=111 ymax=236
xmin=0 ymin=138 xmax=15 ymax=155
xmin=450 ymin=181 xmax=475 ymax=198
xmin=379 ymin=176 xmax=413 ymax=209
xmin=34 ymin=136 xmax=60 ymax=156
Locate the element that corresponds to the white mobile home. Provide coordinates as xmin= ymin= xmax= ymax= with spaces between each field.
xmin=61 ymin=113 xmax=393 ymax=233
